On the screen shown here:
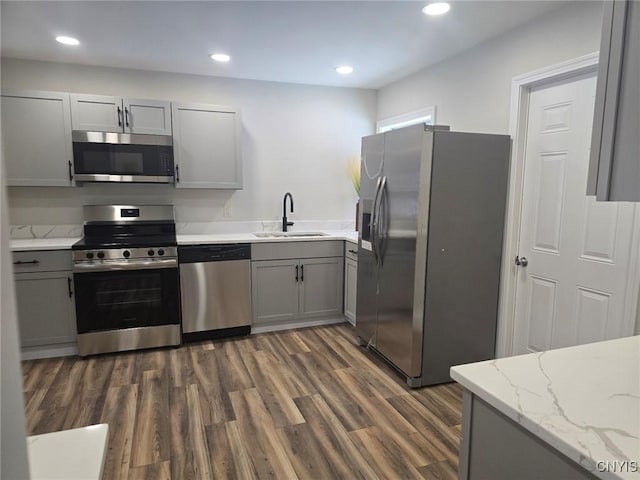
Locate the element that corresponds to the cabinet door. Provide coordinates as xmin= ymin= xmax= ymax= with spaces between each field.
xmin=588 ymin=0 xmax=640 ymax=201
xmin=123 ymin=98 xmax=172 ymax=135
xmin=344 ymin=257 xmax=358 ymax=325
xmin=70 ymin=94 xmax=123 ymax=132
xmin=299 ymin=257 xmax=344 ymax=320
xmin=1 ymin=90 xmax=74 ymax=187
xmin=14 ymin=271 xmax=76 ymax=347
xmin=172 ymin=103 xmax=242 ymax=189
xmin=251 ymin=260 xmax=299 ymax=324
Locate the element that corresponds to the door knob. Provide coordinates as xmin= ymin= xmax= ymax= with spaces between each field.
xmin=515 ymin=256 xmax=528 ymax=267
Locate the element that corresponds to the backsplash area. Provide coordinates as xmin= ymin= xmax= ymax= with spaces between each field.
xmin=10 ymin=220 xmax=356 ymax=239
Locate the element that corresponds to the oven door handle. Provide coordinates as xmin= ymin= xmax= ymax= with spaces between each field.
xmin=73 ymin=258 xmax=178 ymax=273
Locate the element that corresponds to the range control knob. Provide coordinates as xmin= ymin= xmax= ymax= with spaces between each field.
xmin=158 ymin=249 xmax=165 ymax=256
xmin=147 ymin=249 xmax=155 ymax=256
xmin=86 ymin=252 xmax=94 ymax=259
xmin=97 ymin=251 xmax=105 ymax=259
xmin=123 ymin=250 xmax=131 ymax=258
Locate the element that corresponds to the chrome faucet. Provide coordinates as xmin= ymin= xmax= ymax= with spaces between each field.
xmin=282 ymin=192 xmax=294 ymax=232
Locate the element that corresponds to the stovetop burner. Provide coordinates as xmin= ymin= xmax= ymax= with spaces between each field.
xmin=74 ymin=204 xmax=177 ymax=252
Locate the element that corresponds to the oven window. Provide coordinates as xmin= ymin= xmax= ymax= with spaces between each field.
xmin=74 ymin=268 xmax=180 ymax=333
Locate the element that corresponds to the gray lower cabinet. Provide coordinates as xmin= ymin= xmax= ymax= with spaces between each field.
xmin=459 ymin=391 xmax=598 ymax=480
xmin=1 ymin=90 xmax=74 ymax=187
xmin=251 ymin=255 xmax=344 ymax=326
xmin=172 ymin=103 xmax=243 ymax=189
xmin=344 ymin=245 xmax=358 ymax=325
xmin=13 ymin=251 xmax=76 ymax=348
xmin=588 ymin=0 xmax=639 ymax=201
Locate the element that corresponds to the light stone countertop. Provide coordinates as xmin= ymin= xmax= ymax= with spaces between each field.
xmin=450 ymin=336 xmax=640 ymax=480
xmin=177 ymin=230 xmax=358 ymax=245
xmin=27 ymin=424 xmax=108 ymax=479
xmin=10 ymin=231 xmax=359 ymax=250
xmin=10 ymin=237 xmax=82 ymax=251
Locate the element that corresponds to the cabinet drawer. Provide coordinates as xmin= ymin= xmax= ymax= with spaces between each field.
xmin=251 ymin=241 xmax=343 ymax=261
xmin=345 ymin=242 xmax=359 ymax=262
xmin=12 ymin=250 xmax=72 ymax=273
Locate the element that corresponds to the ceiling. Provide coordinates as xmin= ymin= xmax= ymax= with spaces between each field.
xmin=1 ymin=1 xmax=568 ymax=89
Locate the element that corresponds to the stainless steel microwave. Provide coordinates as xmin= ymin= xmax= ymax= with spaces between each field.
xmin=72 ymin=131 xmax=174 ymax=183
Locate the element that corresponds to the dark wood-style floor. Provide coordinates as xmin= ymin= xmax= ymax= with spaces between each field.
xmin=22 ymin=324 xmax=462 ymax=479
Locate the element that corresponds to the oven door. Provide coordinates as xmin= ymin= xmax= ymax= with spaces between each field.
xmin=72 ymin=131 xmax=174 ymax=183
xmin=74 ymin=265 xmax=180 ymax=334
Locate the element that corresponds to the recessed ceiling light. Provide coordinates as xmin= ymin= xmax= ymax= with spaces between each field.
xmin=422 ymin=2 xmax=451 ymax=16
xmin=210 ymin=53 xmax=231 ymax=63
xmin=55 ymin=36 xmax=80 ymax=46
xmin=335 ymin=65 xmax=354 ymax=75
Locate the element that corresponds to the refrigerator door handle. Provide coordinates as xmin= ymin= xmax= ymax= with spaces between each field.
xmin=377 ymin=176 xmax=388 ymax=262
xmin=370 ymin=176 xmax=383 ymax=262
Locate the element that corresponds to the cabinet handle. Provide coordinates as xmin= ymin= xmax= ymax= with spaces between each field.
xmin=68 ymin=160 xmax=74 ymax=181
xmin=13 ymin=260 xmax=40 ymax=265
xmin=300 ymin=264 xmax=304 ymax=282
xmin=124 ymin=107 xmax=130 ymax=127
xmin=175 ymin=165 xmax=180 ymax=183
xmin=295 ymin=265 xmax=299 ymax=282
xmin=117 ymin=106 xmax=122 ymax=126
xmin=67 ymin=277 xmax=73 ymax=298
xmin=348 ymin=249 xmax=358 ymax=254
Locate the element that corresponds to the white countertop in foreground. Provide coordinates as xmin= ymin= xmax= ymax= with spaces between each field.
xmin=10 ymin=237 xmax=82 ymax=251
xmin=27 ymin=424 xmax=108 ymax=479
xmin=451 ymin=336 xmax=640 ymax=480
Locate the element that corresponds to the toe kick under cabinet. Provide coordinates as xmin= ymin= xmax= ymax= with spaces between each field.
xmin=251 ymin=241 xmax=344 ymax=327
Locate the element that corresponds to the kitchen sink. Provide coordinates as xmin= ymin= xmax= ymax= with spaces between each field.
xmin=252 ymin=231 xmax=329 ymax=238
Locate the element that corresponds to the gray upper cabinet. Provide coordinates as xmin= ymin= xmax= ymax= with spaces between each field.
xmin=588 ymin=0 xmax=640 ymax=201
xmin=70 ymin=94 xmax=172 ymax=135
xmin=1 ymin=90 xmax=74 ymax=187
xmin=172 ymin=103 xmax=243 ymax=189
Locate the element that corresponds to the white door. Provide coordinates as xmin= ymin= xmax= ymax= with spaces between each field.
xmin=513 ymin=73 xmax=639 ymax=354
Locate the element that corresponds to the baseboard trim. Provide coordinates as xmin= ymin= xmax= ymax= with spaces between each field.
xmin=21 ymin=343 xmax=78 ymax=361
xmin=251 ymin=317 xmax=346 ymax=334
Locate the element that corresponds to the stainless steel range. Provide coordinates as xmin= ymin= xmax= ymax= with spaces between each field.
xmin=72 ymin=205 xmax=181 ymax=356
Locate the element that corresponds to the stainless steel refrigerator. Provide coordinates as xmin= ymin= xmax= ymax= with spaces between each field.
xmin=355 ymin=124 xmax=510 ymax=387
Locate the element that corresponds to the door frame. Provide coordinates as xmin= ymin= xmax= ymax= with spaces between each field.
xmin=496 ymin=51 xmax=640 ymax=357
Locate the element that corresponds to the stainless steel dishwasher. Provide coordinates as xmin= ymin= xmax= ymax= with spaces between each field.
xmin=178 ymin=244 xmax=251 ymax=341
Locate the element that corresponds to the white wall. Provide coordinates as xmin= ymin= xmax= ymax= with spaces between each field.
xmin=377 ymin=2 xmax=603 ymax=133
xmin=2 ymin=58 xmax=376 ymax=226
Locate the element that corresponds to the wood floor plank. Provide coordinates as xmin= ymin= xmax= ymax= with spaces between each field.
xmin=109 ymin=352 xmax=139 ymax=387
xmin=128 ymin=460 xmax=171 ymax=480
xmin=419 ymin=459 xmax=458 ymax=480
xmin=334 ymin=367 xmax=446 ymax=467
xmin=294 ymin=394 xmax=381 ymax=480
xmin=22 ymin=357 xmax=64 ymax=392
xmin=131 ymin=369 xmax=170 ymax=467
xmin=100 ymin=384 xmax=138 ymax=480
xmin=206 ymin=421 xmax=259 ymax=480
xmin=387 ymin=393 xmax=461 ymax=465
xmin=21 ymin=324 xmax=463 ymax=479
xmin=350 ymin=426 xmax=426 ymax=479
xmin=229 ymin=388 xmax=299 ymax=479
xmin=290 ymin=353 xmax=376 ymax=432
xmin=242 ymin=350 xmax=306 ymax=428
xmin=170 ymin=384 xmax=212 ymax=479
